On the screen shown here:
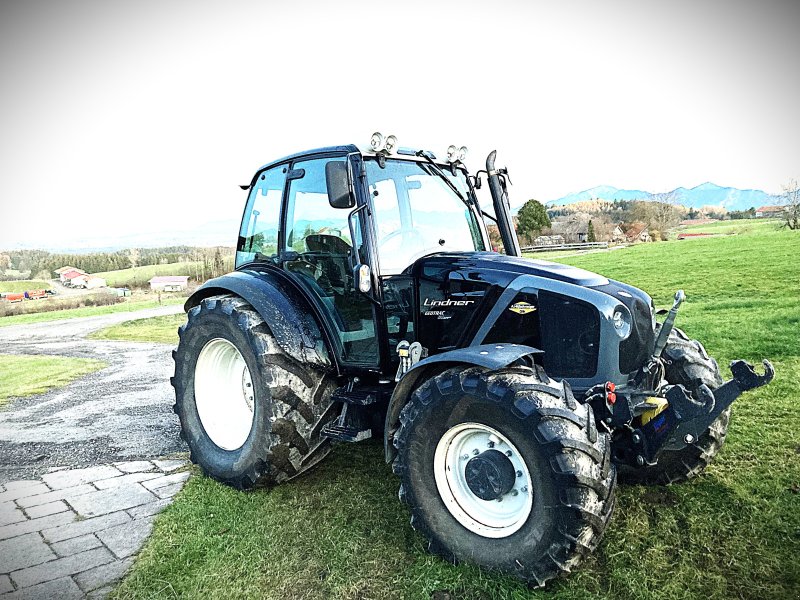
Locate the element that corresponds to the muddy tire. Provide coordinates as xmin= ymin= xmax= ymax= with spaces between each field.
xmin=171 ymin=294 xmax=337 ymax=489
xmin=619 ymin=326 xmax=729 ymax=485
xmin=393 ymin=366 xmax=615 ymax=587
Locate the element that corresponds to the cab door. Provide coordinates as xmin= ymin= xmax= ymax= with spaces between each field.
xmin=281 ymin=155 xmax=379 ymax=368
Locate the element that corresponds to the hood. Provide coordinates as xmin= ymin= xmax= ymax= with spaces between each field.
xmin=409 ymin=251 xmax=609 ymax=288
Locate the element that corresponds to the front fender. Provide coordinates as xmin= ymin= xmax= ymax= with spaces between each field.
xmin=383 ymin=343 xmax=542 ymax=462
xmin=186 ymin=270 xmax=333 ymax=370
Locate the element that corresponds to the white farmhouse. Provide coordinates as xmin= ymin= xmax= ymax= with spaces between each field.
xmin=149 ymin=275 xmax=190 ymax=292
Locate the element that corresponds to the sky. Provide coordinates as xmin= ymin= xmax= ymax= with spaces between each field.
xmin=0 ymin=0 xmax=798 ymax=251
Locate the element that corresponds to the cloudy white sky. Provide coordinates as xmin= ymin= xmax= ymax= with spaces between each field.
xmin=0 ymin=0 xmax=798 ymax=250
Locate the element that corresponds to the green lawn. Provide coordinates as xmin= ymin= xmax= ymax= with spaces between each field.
xmin=93 ymin=263 xmax=203 ymax=287
xmin=89 ymin=313 xmax=186 ymax=345
xmin=0 ymin=354 xmax=107 ymax=406
xmin=0 ymin=280 xmax=53 ymax=293
xmin=0 ymin=296 xmax=185 ymax=328
xmin=116 ymin=227 xmax=800 ymax=600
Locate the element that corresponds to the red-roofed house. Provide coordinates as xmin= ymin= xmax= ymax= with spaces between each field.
xmin=755 ymin=205 xmax=784 ymax=218
xmin=624 ymin=222 xmax=652 ymax=243
xmin=60 ymin=269 xmax=87 ymax=284
xmin=149 ymin=276 xmax=190 ymax=292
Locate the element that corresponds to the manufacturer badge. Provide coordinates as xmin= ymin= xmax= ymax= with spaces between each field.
xmin=509 ymin=302 xmax=537 ymax=315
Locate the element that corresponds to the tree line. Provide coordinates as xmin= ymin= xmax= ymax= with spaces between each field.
xmin=0 ymin=246 xmax=234 ymax=281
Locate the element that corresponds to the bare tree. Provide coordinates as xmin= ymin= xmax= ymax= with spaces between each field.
xmin=781 ymin=178 xmax=799 ymax=230
xmin=632 ymin=192 xmax=684 ymax=234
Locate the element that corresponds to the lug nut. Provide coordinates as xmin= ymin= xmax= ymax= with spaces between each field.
xmin=473 ymin=449 xmax=479 ymax=456
xmin=511 ymin=489 xmax=519 ymax=496
xmin=487 ymin=441 xmax=495 ymax=448
xmin=461 ymin=454 xmax=469 ymax=460
xmin=516 ymin=470 xmax=523 ymax=477
xmin=505 ymin=450 xmax=512 ymax=457
xmin=521 ymin=486 xmax=528 ymax=493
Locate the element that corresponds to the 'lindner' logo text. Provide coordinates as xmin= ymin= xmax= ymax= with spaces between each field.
xmin=423 ymin=298 xmax=475 ymax=307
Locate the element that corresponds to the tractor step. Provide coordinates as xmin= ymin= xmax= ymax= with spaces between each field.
xmin=330 ymin=386 xmax=391 ymax=406
xmin=320 ymin=422 xmax=372 ymax=443
xmin=320 ymin=402 xmax=372 ymax=443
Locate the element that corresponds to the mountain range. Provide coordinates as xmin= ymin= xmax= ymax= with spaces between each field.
xmin=543 ymin=182 xmax=779 ymax=212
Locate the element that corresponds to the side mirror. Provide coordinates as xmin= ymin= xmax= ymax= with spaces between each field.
xmin=326 ymin=161 xmax=354 ymax=209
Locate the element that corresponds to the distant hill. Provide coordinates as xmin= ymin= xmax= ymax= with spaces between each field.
xmin=542 ymin=182 xmax=778 ymax=212
xmin=3 ymin=219 xmax=241 ymax=254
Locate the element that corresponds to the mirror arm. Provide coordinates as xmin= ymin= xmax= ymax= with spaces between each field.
xmin=347 ymin=204 xmax=368 ymax=269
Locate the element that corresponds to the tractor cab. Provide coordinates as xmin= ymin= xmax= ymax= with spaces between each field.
xmin=234 ymin=135 xmax=514 ymax=376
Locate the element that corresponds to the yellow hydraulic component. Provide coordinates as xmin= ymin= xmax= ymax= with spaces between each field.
xmin=640 ymin=397 xmax=668 ymax=425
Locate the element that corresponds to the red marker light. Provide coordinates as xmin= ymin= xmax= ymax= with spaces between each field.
xmin=605 ymin=382 xmax=616 ymax=392
xmin=607 ymin=392 xmax=617 ymax=404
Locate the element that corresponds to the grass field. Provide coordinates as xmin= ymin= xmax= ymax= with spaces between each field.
xmin=677 ymin=218 xmax=784 ymax=235
xmin=0 ymin=280 xmax=53 ymax=293
xmin=116 ymin=226 xmax=799 ymax=600
xmin=0 ymin=296 xmax=185 ymax=328
xmin=92 ymin=262 xmax=203 ymax=287
xmin=0 ymin=354 xmax=107 ymax=406
xmin=89 ymin=313 xmax=185 ymax=344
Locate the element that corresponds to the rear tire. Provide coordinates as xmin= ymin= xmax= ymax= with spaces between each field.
xmin=393 ymin=366 xmax=615 ymax=587
xmin=171 ymin=294 xmax=337 ymax=489
xmin=618 ymin=326 xmax=729 ymax=485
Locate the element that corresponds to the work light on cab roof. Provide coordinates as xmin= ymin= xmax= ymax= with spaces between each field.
xmin=446 ymin=144 xmax=468 ymax=163
xmin=369 ymin=131 xmax=398 ymax=154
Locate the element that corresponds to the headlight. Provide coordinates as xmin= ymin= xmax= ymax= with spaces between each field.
xmin=384 ymin=135 xmax=397 ymax=153
xmin=458 ymin=146 xmax=468 ymax=161
xmin=612 ymin=308 xmax=632 ymax=339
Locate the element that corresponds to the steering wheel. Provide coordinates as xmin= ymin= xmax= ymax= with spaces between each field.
xmin=378 ymin=228 xmax=424 ymax=249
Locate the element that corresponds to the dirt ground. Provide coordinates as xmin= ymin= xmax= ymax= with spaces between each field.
xmin=0 ymin=305 xmax=188 ymax=483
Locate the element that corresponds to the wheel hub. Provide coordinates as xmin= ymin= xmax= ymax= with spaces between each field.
xmin=465 ymin=449 xmax=516 ymax=500
xmin=434 ymin=422 xmax=534 ymax=538
xmin=194 ymin=337 xmax=255 ymax=451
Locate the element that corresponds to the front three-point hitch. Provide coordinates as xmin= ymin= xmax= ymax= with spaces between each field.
xmin=591 ymin=357 xmax=774 ymax=468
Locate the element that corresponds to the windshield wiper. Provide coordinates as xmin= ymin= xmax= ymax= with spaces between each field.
xmin=414 ymin=150 xmax=473 ymax=209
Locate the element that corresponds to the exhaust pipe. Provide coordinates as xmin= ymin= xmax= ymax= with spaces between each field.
xmin=486 ymin=151 xmax=521 ymax=257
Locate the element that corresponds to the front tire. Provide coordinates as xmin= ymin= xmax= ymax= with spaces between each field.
xmin=171 ymin=294 xmax=337 ymax=489
xmin=393 ymin=366 xmax=615 ymax=587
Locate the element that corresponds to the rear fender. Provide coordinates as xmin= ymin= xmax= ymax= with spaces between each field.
xmin=383 ymin=343 xmax=542 ymax=462
xmin=185 ymin=270 xmax=333 ymax=370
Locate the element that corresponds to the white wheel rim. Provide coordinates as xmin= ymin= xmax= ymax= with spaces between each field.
xmin=194 ymin=338 xmax=255 ymax=451
xmin=434 ymin=422 xmax=533 ymax=538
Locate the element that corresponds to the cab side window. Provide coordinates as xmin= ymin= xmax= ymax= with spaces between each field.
xmin=284 ymin=158 xmax=352 ymax=252
xmin=283 ymin=156 xmax=377 ymax=366
xmin=236 ymin=166 xmax=286 ymax=267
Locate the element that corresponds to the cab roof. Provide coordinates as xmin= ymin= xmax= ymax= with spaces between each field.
xmin=255 ymin=145 xmax=441 ymax=173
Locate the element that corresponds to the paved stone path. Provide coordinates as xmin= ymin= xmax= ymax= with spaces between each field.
xmin=0 ymin=459 xmax=189 ymax=598
xmin=0 ymin=306 xmax=193 ymax=597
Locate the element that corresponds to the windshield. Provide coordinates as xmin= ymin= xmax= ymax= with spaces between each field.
xmin=365 ymin=158 xmax=486 ymax=275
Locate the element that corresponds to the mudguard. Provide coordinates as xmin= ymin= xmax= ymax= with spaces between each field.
xmin=383 ymin=343 xmax=542 ymax=462
xmin=185 ymin=270 xmax=333 ymax=370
